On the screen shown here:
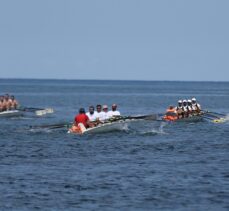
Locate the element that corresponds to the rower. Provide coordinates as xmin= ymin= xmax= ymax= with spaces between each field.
xmin=10 ymin=95 xmax=19 ymax=110
xmin=0 ymin=96 xmax=4 ymax=112
xmin=163 ymin=105 xmax=178 ymax=121
xmin=187 ymin=99 xmax=194 ymax=116
xmin=175 ymin=100 xmax=184 ymax=119
xmin=4 ymin=94 xmax=12 ymax=110
xmin=96 ymin=104 xmax=105 ymax=121
xmin=86 ymin=105 xmax=99 ymax=127
xmin=182 ymin=99 xmax=188 ymax=117
xmin=86 ymin=105 xmax=98 ymax=121
xmin=191 ymin=98 xmax=201 ymax=114
xmin=102 ymin=105 xmax=113 ymax=120
xmin=1 ymin=96 xmax=8 ymax=111
xmin=108 ymin=104 xmax=121 ymax=117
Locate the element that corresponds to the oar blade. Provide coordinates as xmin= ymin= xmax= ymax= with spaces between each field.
xmin=35 ymin=108 xmax=54 ymax=116
xmin=30 ymin=122 xmax=72 ymax=129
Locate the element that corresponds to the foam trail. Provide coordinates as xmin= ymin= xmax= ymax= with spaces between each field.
xmin=139 ymin=122 xmax=167 ymax=135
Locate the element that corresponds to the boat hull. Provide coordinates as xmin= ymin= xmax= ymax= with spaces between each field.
xmin=168 ymin=115 xmax=203 ymax=122
xmin=68 ymin=119 xmax=138 ymax=135
xmin=0 ymin=110 xmax=24 ymax=118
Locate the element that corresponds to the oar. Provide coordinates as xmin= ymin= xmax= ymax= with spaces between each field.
xmin=203 ymin=110 xmax=226 ymax=117
xmin=108 ymin=114 xmax=158 ymax=122
xmin=203 ymin=113 xmax=222 ymax=119
xmin=35 ymin=108 xmax=54 ymax=116
xmin=202 ymin=113 xmax=226 ymax=123
xmin=18 ymin=107 xmax=54 ymax=116
xmin=30 ymin=122 xmax=72 ymax=129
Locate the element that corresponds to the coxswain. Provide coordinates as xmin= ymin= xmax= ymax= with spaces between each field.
xmin=191 ymin=98 xmax=201 ymax=114
xmin=10 ymin=95 xmax=19 ymax=110
xmin=108 ymin=104 xmax=121 ymax=117
xmin=69 ymin=108 xmax=90 ymax=134
xmin=175 ymin=100 xmax=184 ymax=119
xmin=74 ymin=108 xmax=89 ymax=128
xmin=163 ymin=105 xmax=178 ymax=121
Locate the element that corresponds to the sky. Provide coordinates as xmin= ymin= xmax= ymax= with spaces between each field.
xmin=0 ymin=0 xmax=229 ymax=81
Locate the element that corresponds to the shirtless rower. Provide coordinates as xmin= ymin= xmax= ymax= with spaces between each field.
xmin=0 ymin=96 xmax=4 ymax=112
xmin=10 ymin=95 xmax=19 ymax=110
xmin=4 ymin=94 xmax=12 ymax=110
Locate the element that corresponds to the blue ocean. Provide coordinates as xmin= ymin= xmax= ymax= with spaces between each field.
xmin=0 ymin=79 xmax=229 ymax=210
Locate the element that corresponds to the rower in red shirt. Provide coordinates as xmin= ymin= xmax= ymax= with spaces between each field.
xmin=74 ymin=108 xmax=89 ymax=128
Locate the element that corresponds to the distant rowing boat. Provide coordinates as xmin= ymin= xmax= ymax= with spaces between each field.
xmin=0 ymin=110 xmax=24 ymax=118
xmin=163 ymin=114 xmax=204 ymax=122
xmin=0 ymin=107 xmax=54 ymax=118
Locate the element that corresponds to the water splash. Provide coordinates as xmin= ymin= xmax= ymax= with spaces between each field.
xmin=122 ymin=123 xmax=129 ymax=132
xmin=226 ymin=114 xmax=229 ymax=121
xmin=138 ymin=122 xmax=167 ymax=135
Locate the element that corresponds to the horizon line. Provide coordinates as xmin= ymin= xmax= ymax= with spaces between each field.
xmin=0 ymin=77 xmax=228 ymax=83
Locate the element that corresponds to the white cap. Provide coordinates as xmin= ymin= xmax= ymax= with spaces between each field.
xmin=183 ymin=99 xmax=187 ymax=103
xmin=178 ymin=100 xmax=182 ymax=103
xmin=188 ymin=99 xmax=192 ymax=103
xmin=192 ymin=98 xmax=196 ymax=101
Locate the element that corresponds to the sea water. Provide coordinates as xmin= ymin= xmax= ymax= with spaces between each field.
xmin=0 ymin=79 xmax=229 ymax=210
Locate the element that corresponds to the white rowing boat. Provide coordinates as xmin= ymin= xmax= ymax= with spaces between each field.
xmin=0 ymin=110 xmax=24 ymax=118
xmin=68 ymin=119 xmax=141 ymax=135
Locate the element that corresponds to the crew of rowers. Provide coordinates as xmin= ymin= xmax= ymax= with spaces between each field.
xmin=0 ymin=94 xmax=19 ymax=112
xmin=163 ymin=98 xmax=202 ymax=121
xmin=72 ymin=104 xmax=121 ymax=130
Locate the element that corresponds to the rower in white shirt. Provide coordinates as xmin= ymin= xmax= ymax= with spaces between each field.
xmin=108 ymin=104 xmax=121 ymax=117
xmin=191 ymin=98 xmax=202 ymax=113
xmin=96 ymin=104 xmax=105 ymax=121
xmin=86 ymin=105 xmax=98 ymax=121
xmin=101 ymin=104 xmax=113 ymax=120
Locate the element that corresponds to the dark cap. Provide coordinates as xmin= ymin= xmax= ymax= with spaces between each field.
xmin=79 ymin=108 xmax=85 ymax=113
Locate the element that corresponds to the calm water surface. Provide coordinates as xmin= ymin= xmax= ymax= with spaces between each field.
xmin=0 ymin=79 xmax=229 ymax=210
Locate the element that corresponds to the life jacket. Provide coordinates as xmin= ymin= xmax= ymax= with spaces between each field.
xmin=163 ymin=115 xmax=178 ymax=121
xmin=163 ymin=108 xmax=178 ymax=121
